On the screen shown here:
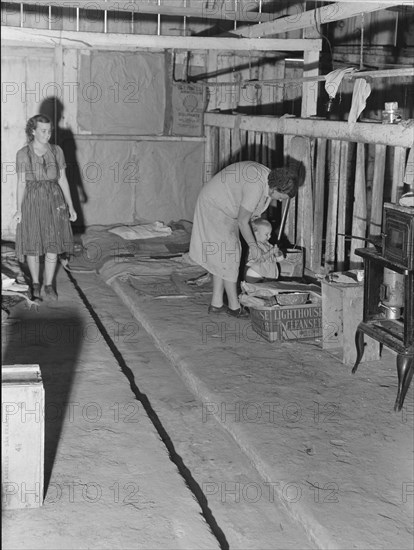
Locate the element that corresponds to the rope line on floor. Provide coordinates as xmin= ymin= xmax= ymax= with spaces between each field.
xmin=65 ymin=269 xmax=229 ymax=550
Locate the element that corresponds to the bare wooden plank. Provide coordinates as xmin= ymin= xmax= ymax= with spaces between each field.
xmin=391 ymin=146 xmax=407 ymax=203
xmin=291 ymin=137 xmax=313 ymax=262
xmin=219 ymin=128 xmax=231 ymax=171
xmin=261 ymin=133 xmax=268 ymax=166
xmin=204 ymin=67 xmax=414 ymax=87
xmin=284 ymin=135 xmax=296 ymax=244
xmin=325 ymin=140 xmax=341 ymax=270
xmin=273 ymin=60 xmax=285 ymax=116
xmin=2 ymin=27 xmax=322 ymax=52
xmin=369 ymin=144 xmax=386 ymax=236
xmin=231 ymin=126 xmax=242 ymax=164
xmin=350 ymin=143 xmax=367 ymax=268
xmin=74 ymin=134 xmax=205 ymax=142
xmin=204 ymin=126 xmax=219 ymax=183
xmin=239 ymin=129 xmax=247 ymax=161
xmin=267 ymin=132 xmax=276 ymax=167
xmin=4 ymin=0 xmax=277 ymax=23
xmin=301 ymin=25 xmax=319 ymax=119
xmin=312 ymin=138 xmax=327 ymax=271
xmin=254 ymin=132 xmax=262 ymax=163
xmin=337 ymin=141 xmax=350 ymax=271
xmin=301 ymin=50 xmax=319 ymax=119
xmin=233 ymin=2 xmax=401 ymax=38
xmin=204 ymin=113 xmax=414 ymax=148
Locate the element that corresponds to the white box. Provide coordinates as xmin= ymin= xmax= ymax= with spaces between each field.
xmin=2 ymin=364 xmax=44 ymax=509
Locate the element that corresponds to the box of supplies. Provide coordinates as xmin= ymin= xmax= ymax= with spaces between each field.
xmin=250 ymin=292 xmax=322 ymax=343
xmin=2 ymin=364 xmax=44 ymax=509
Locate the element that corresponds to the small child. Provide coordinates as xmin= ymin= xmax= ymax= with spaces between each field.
xmin=244 ymin=218 xmax=284 ymax=283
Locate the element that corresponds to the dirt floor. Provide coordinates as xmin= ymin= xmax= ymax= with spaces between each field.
xmin=2 ymin=265 xmax=413 ymax=550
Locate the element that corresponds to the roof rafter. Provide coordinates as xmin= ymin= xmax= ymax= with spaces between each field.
xmin=231 ymin=1 xmax=405 ymax=38
xmin=1 ymin=0 xmax=278 ymax=23
xmin=1 ymin=26 xmax=322 ymax=52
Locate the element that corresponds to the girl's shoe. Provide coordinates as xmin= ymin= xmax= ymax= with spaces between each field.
xmin=226 ymin=306 xmax=250 ymax=319
xmin=32 ymin=283 xmax=41 ymax=300
xmin=43 ymin=285 xmax=58 ymax=301
xmin=208 ymin=304 xmax=227 ymax=314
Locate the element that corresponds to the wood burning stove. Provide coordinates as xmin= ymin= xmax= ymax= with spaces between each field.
xmin=352 ymin=203 xmax=414 ymax=411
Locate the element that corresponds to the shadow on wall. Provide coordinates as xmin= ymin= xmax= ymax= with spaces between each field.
xmin=40 ymin=97 xmax=88 ymax=233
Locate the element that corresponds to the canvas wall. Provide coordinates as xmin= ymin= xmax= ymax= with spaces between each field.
xmin=1 ymin=46 xmax=205 ymax=238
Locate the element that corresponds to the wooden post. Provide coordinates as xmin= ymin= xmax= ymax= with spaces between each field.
xmin=247 ymin=130 xmax=256 ymax=160
xmin=350 ymin=142 xmax=367 ymax=268
xmin=290 ymin=136 xmax=311 ymax=250
xmin=219 ymin=127 xmax=230 ymax=170
xmin=391 ymin=146 xmax=406 ymax=203
xmin=312 ymin=138 xmax=327 ymax=271
xmin=284 ymin=135 xmax=296 ymax=243
xmin=204 ymin=126 xmax=218 ymax=183
xmin=300 ymin=31 xmax=319 ymax=272
xmin=325 ymin=140 xmax=341 ymax=270
xmin=337 ymin=141 xmax=350 ymax=271
xmin=369 ymin=144 xmax=386 ymax=236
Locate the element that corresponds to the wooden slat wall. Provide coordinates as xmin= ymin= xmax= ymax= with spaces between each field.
xmin=206 ymin=123 xmax=411 ymax=274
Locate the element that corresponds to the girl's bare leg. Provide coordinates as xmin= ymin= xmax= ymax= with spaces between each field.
xmin=224 ymin=280 xmax=240 ymax=310
xmin=26 ymin=255 xmax=40 ymax=284
xmin=44 ymin=252 xmax=58 ymax=286
xmin=211 ymin=275 xmax=225 ymax=307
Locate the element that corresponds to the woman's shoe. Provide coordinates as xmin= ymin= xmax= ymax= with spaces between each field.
xmin=31 ymin=283 xmax=41 ymax=300
xmin=208 ymin=304 xmax=227 ymax=314
xmin=226 ymin=306 xmax=250 ymax=319
xmin=43 ymin=285 xmax=58 ymax=301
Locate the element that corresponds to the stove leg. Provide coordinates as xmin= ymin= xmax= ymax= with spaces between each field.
xmin=352 ymin=328 xmax=365 ymax=374
xmin=394 ymin=355 xmax=414 ymax=412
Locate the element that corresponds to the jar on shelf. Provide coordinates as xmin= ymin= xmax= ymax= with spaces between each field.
xmin=382 ymin=102 xmax=402 ymax=124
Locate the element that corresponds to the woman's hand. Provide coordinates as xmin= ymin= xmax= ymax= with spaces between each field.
xmin=68 ymin=206 xmax=77 ymax=222
xmin=14 ymin=211 xmax=22 ymax=223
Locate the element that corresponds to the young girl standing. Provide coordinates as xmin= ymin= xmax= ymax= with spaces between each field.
xmin=15 ymin=114 xmax=77 ymax=301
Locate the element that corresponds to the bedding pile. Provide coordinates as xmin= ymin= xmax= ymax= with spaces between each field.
xmin=67 ymin=220 xmax=194 ymax=276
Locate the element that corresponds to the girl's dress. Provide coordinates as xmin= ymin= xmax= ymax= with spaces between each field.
xmin=15 ymin=143 xmax=73 ymax=262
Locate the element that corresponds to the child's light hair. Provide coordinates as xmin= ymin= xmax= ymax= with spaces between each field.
xmin=251 ymin=218 xmax=272 ymax=233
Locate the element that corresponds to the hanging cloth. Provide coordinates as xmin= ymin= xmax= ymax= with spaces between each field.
xmin=348 ymin=78 xmax=372 ymax=126
xmin=324 ymin=67 xmax=356 ymax=100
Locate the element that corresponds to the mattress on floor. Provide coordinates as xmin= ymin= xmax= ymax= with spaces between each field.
xmin=70 ymin=221 xmax=193 ymax=273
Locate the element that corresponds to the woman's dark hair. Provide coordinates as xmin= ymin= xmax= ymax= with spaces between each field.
xmin=267 ymin=167 xmax=299 ymax=198
xmin=26 ymin=114 xmax=52 ymax=142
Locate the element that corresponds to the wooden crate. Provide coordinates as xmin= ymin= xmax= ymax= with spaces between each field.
xmin=321 ymin=281 xmax=380 ymax=364
xmin=2 ymin=365 xmax=44 ymax=509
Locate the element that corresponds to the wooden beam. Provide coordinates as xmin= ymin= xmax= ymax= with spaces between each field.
xmin=1 ymin=26 xmax=322 ymax=52
xmin=325 ymin=140 xmax=341 ymax=269
xmin=195 ymin=67 xmax=414 ymax=87
xmin=350 ymin=142 xmax=367 ymax=268
xmin=2 ymin=0 xmax=277 ymax=23
xmin=74 ymin=134 xmax=206 ymax=142
xmin=369 ymin=144 xmax=386 ymax=237
xmin=313 ymin=138 xmax=327 ymax=269
xmin=231 ymin=2 xmax=401 ymax=38
xmin=204 ymin=113 xmax=414 ymax=148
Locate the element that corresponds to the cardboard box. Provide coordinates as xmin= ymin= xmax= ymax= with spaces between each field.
xmin=250 ymin=293 xmax=322 ymax=343
xmin=2 ymin=365 xmax=44 ymax=509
